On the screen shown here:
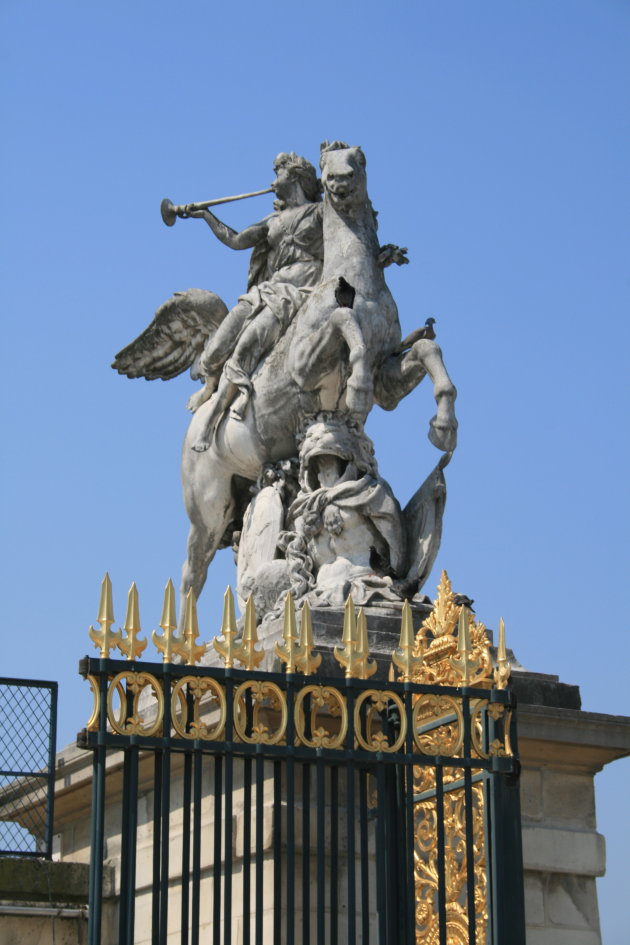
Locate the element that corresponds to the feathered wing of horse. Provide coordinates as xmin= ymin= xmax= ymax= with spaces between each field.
xmin=113 ymin=143 xmax=458 ymax=614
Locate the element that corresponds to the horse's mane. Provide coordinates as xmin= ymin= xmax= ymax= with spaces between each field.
xmin=319 ymin=140 xmax=366 ymax=168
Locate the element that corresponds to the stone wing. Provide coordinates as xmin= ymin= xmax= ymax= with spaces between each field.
xmin=112 ymin=288 xmax=228 ymax=381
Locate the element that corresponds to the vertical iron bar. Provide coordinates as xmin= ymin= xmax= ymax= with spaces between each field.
xmin=254 ymin=749 xmax=264 ymax=945
xmin=375 ymin=759 xmax=387 ymax=945
xmin=330 ymin=765 xmax=339 ymax=945
xmin=488 ymin=698 xmax=526 ymax=945
xmin=118 ymin=748 xmax=131 ymax=943
xmin=346 ymin=682 xmax=356 ymax=945
xmin=404 ymin=683 xmax=416 ymax=945
xmin=462 ymin=694 xmax=477 ymax=945
xmin=224 ymin=750 xmax=233 ymax=945
xmin=359 ymin=769 xmax=370 ymax=945
xmin=159 ymin=669 xmax=172 ymax=945
xmin=191 ymin=748 xmax=202 ymax=945
xmin=286 ymin=677 xmax=296 ymax=945
xmin=120 ymin=742 xmax=140 ymax=945
xmin=87 ymin=668 xmax=108 ymax=945
xmin=223 ymin=673 xmax=234 ymax=945
xmin=45 ymin=682 xmax=58 ymax=859
xmin=243 ymin=756 xmax=252 ymax=945
xmin=435 ymin=765 xmax=447 ymax=945
xmin=213 ymin=755 xmax=223 ymax=945
xmin=152 ymin=752 xmax=163 ymax=945
xmin=273 ymin=760 xmax=282 ymax=942
xmin=181 ymin=750 xmax=192 ymax=945
xmin=316 ymin=752 xmax=326 ymax=945
xmin=302 ymin=760 xmax=311 ymax=945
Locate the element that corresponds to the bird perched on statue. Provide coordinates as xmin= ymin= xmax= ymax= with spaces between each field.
xmin=334 ymin=276 xmax=356 ymax=309
xmin=397 ymin=317 xmax=437 ymax=352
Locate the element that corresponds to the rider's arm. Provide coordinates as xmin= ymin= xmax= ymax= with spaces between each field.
xmin=187 ymin=208 xmax=268 ymax=250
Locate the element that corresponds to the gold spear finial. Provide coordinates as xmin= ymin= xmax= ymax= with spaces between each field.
xmin=235 ymin=597 xmax=264 ymax=671
xmin=174 ymin=588 xmax=206 ymax=665
xmin=334 ymin=595 xmax=357 ymax=676
xmin=392 ymin=599 xmax=423 ymax=681
xmin=334 ymin=598 xmax=376 ymax=679
xmin=355 ymin=608 xmax=377 ymax=680
xmin=213 ymin=586 xmax=240 ymax=668
xmin=450 ymin=605 xmax=481 ymax=686
xmin=118 ymin=582 xmax=147 ymax=661
xmin=152 ymin=579 xmax=182 ymax=663
xmin=275 ymin=592 xmax=299 ymax=672
xmin=295 ymin=600 xmax=321 ymax=675
xmin=89 ymin=573 xmax=123 ymax=658
xmin=493 ymin=617 xmax=511 ymax=690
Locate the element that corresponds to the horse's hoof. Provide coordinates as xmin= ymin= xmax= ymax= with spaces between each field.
xmin=192 ymin=440 xmax=210 ymax=453
xmin=428 ymin=419 xmax=457 ymax=453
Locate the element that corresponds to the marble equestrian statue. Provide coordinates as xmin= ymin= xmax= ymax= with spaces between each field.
xmin=112 ymin=142 xmax=458 ymax=623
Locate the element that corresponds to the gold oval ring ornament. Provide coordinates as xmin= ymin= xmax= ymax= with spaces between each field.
xmin=354 ymin=689 xmax=406 ymax=753
xmin=106 ymin=671 xmax=164 ymax=736
xmin=294 ymin=685 xmax=347 ymax=749
xmin=171 ymin=676 xmax=226 ymax=740
xmin=233 ymin=680 xmax=287 ymax=745
xmin=85 ymin=674 xmax=101 ymax=731
xmin=412 ymin=693 xmax=464 ymax=756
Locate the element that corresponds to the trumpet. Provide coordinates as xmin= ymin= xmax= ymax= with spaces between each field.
xmin=160 ymin=187 xmax=274 ymax=226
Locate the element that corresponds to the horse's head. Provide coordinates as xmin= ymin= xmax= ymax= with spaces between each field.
xmin=320 ymin=142 xmax=368 ymax=212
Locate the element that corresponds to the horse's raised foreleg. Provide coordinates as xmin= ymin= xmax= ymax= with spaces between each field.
xmin=375 ymin=338 xmax=458 ymax=452
xmin=290 ymin=305 xmax=373 ymax=416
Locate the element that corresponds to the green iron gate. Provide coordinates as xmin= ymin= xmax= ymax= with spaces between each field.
xmin=78 ymin=575 xmax=525 ymax=945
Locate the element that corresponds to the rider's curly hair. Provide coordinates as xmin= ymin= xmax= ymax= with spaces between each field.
xmin=273 ymin=152 xmax=322 ymax=202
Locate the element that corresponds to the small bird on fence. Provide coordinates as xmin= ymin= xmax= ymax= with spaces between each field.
xmin=453 ymin=594 xmax=476 ymax=612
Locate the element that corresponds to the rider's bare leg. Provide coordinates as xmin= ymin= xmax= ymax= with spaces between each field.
xmin=192 ymin=308 xmax=284 ymax=450
xmin=200 ymin=298 xmax=254 ymax=376
xmin=187 ymin=298 xmax=255 ymax=413
xmin=192 ymin=375 xmax=239 ymax=452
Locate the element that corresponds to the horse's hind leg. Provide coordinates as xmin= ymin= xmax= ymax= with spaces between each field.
xmin=180 ymin=470 xmax=235 ymax=619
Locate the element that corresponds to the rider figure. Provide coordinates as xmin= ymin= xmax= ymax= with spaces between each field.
xmin=185 ymin=152 xmax=324 ymax=451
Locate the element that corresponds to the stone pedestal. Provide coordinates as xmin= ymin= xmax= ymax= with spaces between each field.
xmin=510 ymin=670 xmax=630 ymax=945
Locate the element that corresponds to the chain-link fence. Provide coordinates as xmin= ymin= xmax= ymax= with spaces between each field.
xmin=0 ymin=678 xmax=57 ymax=857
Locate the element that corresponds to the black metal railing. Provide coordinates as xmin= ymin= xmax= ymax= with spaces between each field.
xmin=79 ymin=656 xmax=525 ymax=945
xmin=0 ymin=677 xmax=58 ymax=858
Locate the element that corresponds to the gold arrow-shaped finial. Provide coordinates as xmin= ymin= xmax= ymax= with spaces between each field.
xmin=235 ymin=597 xmax=264 ymax=671
xmin=89 ymin=573 xmax=123 ymax=658
xmin=334 ymin=597 xmax=376 ymax=679
xmin=213 ymin=586 xmax=240 ymax=668
xmin=334 ymin=595 xmax=358 ymax=676
xmin=493 ymin=617 xmax=511 ymax=690
xmin=450 ymin=605 xmax=482 ymax=686
xmin=295 ymin=600 xmax=321 ymax=675
xmin=118 ymin=582 xmax=147 ymax=661
xmin=275 ymin=592 xmax=299 ymax=672
xmin=392 ymin=599 xmax=423 ymax=681
xmin=152 ymin=579 xmax=183 ymax=663
xmin=174 ymin=588 xmax=206 ymax=665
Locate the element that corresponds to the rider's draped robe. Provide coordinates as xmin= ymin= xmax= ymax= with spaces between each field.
xmin=222 ymin=202 xmax=324 ymax=389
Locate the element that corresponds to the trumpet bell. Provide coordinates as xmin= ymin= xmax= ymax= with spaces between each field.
xmin=161 ymin=198 xmax=177 ymax=227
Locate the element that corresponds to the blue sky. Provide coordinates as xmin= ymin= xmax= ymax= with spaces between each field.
xmin=1 ymin=1 xmax=628 ymax=939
